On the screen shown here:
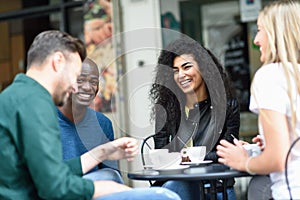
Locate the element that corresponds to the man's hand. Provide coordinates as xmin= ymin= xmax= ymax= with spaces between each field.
xmin=81 ymin=137 xmax=138 ymax=174
xmin=104 ymin=137 xmax=138 ymax=161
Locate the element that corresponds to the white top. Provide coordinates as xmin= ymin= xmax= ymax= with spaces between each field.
xmin=250 ymin=62 xmax=300 ymax=199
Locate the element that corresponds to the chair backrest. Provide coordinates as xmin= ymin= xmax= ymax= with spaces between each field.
xmin=140 ymin=134 xmax=156 ymax=167
xmin=140 ymin=134 xmax=156 ymax=186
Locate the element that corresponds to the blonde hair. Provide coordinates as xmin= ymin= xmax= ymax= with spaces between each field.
xmin=258 ymin=0 xmax=300 ymax=134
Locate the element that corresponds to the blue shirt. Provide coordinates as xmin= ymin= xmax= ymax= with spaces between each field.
xmin=57 ymin=107 xmax=118 ymax=171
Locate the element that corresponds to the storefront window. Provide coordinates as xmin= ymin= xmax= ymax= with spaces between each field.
xmin=0 ymin=0 xmax=84 ymax=92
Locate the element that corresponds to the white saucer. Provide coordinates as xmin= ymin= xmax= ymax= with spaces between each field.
xmin=157 ymin=165 xmax=189 ymax=170
xmin=180 ymin=160 xmax=213 ymax=165
xmin=156 ymin=165 xmax=189 ymax=175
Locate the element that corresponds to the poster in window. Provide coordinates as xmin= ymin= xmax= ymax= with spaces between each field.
xmin=83 ymin=0 xmax=116 ymax=113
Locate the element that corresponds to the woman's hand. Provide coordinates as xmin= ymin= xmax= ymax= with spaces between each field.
xmin=216 ymin=138 xmax=249 ymax=171
xmin=252 ymin=135 xmax=265 ymax=150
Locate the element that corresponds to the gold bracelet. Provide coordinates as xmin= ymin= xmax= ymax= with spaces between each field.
xmin=245 ymin=156 xmax=256 ymax=175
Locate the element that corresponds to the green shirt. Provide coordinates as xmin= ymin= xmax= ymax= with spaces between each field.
xmin=0 ymin=74 xmax=94 ymax=200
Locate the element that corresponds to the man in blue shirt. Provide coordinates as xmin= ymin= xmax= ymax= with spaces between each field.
xmin=57 ymin=58 xmax=122 ymax=183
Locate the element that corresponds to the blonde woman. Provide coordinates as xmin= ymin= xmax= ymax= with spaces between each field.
xmin=217 ymin=0 xmax=300 ymax=199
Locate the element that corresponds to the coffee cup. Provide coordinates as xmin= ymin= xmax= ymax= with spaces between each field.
xmin=148 ymin=149 xmax=180 ymax=169
xmin=186 ymin=146 xmax=206 ymax=162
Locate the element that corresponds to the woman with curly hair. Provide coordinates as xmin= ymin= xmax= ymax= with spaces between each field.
xmin=149 ymin=37 xmax=240 ymax=200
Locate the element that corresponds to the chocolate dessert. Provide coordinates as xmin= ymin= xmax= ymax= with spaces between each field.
xmin=181 ymin=148 xmax=191 ymax=162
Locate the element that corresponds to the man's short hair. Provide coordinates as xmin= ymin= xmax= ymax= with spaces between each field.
xmin=27 ymin=30 xmax=86 ymax=68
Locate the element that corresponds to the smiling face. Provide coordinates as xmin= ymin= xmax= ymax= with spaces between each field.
xmin=254 ymin=16 xmax=269 ymax=63
xmin=72 ymin=60 xmax=99 ymax=107
xmin=172 ymin=54 xmax=207 ymax=99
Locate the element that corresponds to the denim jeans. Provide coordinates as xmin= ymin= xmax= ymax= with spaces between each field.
xmin=162 ymin=180 xmax=236 ymax=200
xmin=84 ymin=169 xmax=181 ymax=200
xmin=97 ymin=187 xmax=181 ymax=200
xmin=83 ymin=168 xmax=124 ymax=184
xmin=206 ymin=186 xmax=236 ymax=200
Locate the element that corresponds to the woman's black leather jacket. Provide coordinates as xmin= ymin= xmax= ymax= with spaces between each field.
xmin=154 ymin=97 xmax=240 ymax=163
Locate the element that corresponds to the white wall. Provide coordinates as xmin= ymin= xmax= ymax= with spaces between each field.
xmin=118 ymin=0 xmax=163 ymax=187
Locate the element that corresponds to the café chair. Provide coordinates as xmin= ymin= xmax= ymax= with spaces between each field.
xmin=141 ymin=134 xmax=156 ymax=168
xmin=140 ymin=134 xmax=156 ymax=186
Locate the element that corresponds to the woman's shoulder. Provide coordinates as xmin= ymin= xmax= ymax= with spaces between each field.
xmin=253 ymin=63 xmax=289 ymax=87
xmin=254 ymin=63 xmax=282 ymax=78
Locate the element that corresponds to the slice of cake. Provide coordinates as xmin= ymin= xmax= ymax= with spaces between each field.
xmin=180 ymin=148 xmax=191 ymax=162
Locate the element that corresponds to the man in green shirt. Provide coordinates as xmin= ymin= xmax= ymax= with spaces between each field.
xmin=0 ymin=30 xmax=180 ymax=200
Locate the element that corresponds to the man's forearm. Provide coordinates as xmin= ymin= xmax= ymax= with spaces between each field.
xmin=81 ymin=145 xmax=107 ymax=174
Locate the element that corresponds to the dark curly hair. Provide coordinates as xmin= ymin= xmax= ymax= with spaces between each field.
xmin=149 ymin=37 xmax=235 ymax=129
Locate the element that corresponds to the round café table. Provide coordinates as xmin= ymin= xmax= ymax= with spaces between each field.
xmin=128 ymin=163 xmax=252 ymax=200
